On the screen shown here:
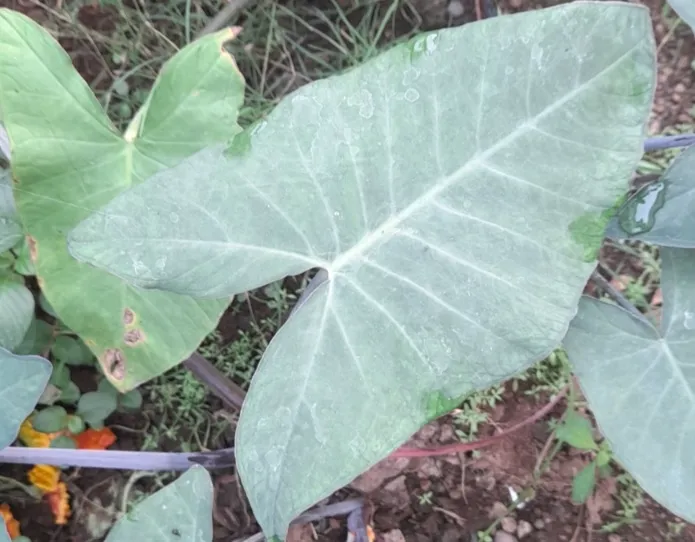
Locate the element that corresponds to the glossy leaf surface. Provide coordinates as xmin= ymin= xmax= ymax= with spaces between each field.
xmin=0 ymin=9 xmax=243 ymax=390
xmin=606 ymin=145 xmax=695 ymax=247
xmin=69 ymin=3 xmax=655 ymax=537
xmin=564 ymin=248 xmax=695 ymax=522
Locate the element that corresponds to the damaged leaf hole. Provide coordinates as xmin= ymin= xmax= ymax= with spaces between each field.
xmin=102 ymin=348 xmax=126 ymax=380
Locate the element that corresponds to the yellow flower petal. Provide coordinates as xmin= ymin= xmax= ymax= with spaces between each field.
xmin=28 ymin=464 xmax=60 ymax=495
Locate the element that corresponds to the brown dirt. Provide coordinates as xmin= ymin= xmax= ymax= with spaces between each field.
xmin=1 ymin=0 xmax=694 ymax=541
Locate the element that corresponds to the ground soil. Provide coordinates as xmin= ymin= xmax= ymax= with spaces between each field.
xmin=1 ymin=0 xmax=694 ymax=541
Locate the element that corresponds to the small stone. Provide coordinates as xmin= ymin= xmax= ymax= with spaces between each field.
xmin=494 ymin=532 xmax=518 ymax=542
xmin=489 ymin=501 xmax=508 ymax=519
xmin=383 ymin=529 xmax=407 ymax=542
xmin=675 ymin=83 xmax=686 ymax=94
xmin=607 ymin=535 xmax=621 ymax=542
xmin=447 ymin=0 xmax=465 ymax=17
xmin=439 ymin=424 xmax=454 ymax=442
xmin=509 ymin=0 xmax=523 ymax=8
xmin=517 ymin=520 xmax=533 ymax=539
xmin=501 ymin=517 xmax=517 ymax=533
xmin=533 ymin=519 xmax=545 ymax=530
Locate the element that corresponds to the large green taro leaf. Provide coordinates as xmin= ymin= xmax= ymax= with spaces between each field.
xmin=669 ymin=0 xmax=695 ymax=32
xmin=0 ymin=169 xmax=22 ymax=253
xmin=606 ymin=145 xmax=695 ymax=247
xmin=0 ymin=9 xmax=243 ymax=390
xmin=0 ymin=347 xmax=51 ymax=449
xmin=105 ymin=466 xmax=212 ymax=542
xmin=0 ymin=277 xmax=34 ymax=351
xmin=69 ymin=3 xmax=655 ymax=537
xmin=564 ymin=248 xmax=695 ymax=522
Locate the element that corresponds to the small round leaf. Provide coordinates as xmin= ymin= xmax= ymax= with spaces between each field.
xmin=32 ymin=405 xmax=68 ymax=433
xmin=77 ymin=391 xmax=117 ymax=427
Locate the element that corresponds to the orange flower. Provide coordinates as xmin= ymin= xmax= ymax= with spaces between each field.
xmin=45 ymin=482 xmax=70 ymax=525
xmin=74 ymin=427 xmax=116 ymax=450
xmin=18 ymin=418 xmax=60 ymax=448
xmin=28 ymin=464 xmax=60 ymax=494
xmin=0 ymin=504 xmax=20 ymax=539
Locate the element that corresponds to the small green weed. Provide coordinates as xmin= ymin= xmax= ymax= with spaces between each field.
xmin=600 ymin=473 xmax=645 ymax=532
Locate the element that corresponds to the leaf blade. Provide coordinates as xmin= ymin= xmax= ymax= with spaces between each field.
xmin=564 ymin=248 xmax=695 ymax=522
xmin=105 ymin=466 xmax=213 ymax=542
xmin=0 ymin=278 xmax=34 ymax=351
xmin=0 ymin=347 xmax=52 ymax=449
xmin=0 ymin=10 xmax=244 ymax=389
xmin=69 ymin=3 xmax=655 ymax=537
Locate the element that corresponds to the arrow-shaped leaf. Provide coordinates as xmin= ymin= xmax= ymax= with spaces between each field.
xmin=68 ymin=3 xmax=655 ymax=537
xmin=606 ymin=145 xmax=695 ymax=247
xmin=0 ymin=347 xmax=51 ymax=449
xmin=564 ymin=248 xmax=695 ymax=523
xmin=0 ymin=10 xmax=244 ymax=390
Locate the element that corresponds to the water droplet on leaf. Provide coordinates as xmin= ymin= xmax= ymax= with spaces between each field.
xmin=617 ymin=180 xmax=667 ymax=235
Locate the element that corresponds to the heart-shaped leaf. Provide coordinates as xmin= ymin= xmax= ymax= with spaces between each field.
xmin=0 ymin=347 xmax=52 ymax=449
xmin=0 ymin=278 xmax=34 ymax=351
xmin=68 ymin=3 xmax=655 ymax=536
xmin=105 ymin=466 xmax=213 ymax=542
xmin=564 ymin=248 xmax=695 ymax=522
xmin=0 ymin=170 xmax=21 ymax=253
xmin=668 ymin=0 xmax=695 ymax=31
xmin=0 ymin=9 xmax=244 ymax=390
xmin=606 ymin=145 xmax=695 ymax=247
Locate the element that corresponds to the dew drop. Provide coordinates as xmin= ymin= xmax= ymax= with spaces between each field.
xmin=333 ymin=211 xmax=340 ymax=217
xmin=617 ymin=180 xmax=667 ymax=236
xmin=404 ymin=88 xmax=420 ymax=103
xmin=155 ymin=256 xmax=167 ymax=270
xmin=169 ymin=212 xmax=179 ymax=223
xmin=402 ymin=67 xmax=420 ymax=86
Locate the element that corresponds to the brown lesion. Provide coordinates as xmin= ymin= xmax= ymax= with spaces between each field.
xmin=123 ymin=328 xmax=145 ymax=346
xmin=27 ymin=235 xmax=37 ymax=263
xmin=101 ymin=348 xmax=126 ymax=380
xmin=122 ymin=307 xmax=135 ymax=326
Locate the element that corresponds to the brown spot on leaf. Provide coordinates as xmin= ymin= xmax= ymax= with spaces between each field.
xmin=102 ymin=348 xmax=126 ymax=380
xmin=27 ymin=235 xmax=38 ymax=263
xmin=123 ymin=308 xmax=135 ymax=326
xmin=124 ymin=328 xmax=145 ymax=346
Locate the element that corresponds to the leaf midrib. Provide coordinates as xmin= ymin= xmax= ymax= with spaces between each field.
xmin=328 ymin=42 xmax=641 ymax=274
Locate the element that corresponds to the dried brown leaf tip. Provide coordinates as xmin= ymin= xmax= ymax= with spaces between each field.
xmin=123 ymin=328 xmax=145 ymax=346
xmin=102 ymin=348 xmax=126 ymax=380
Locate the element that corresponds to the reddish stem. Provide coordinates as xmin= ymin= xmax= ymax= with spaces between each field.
xmin=391 ymin=386 xmax=568 ymax=458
